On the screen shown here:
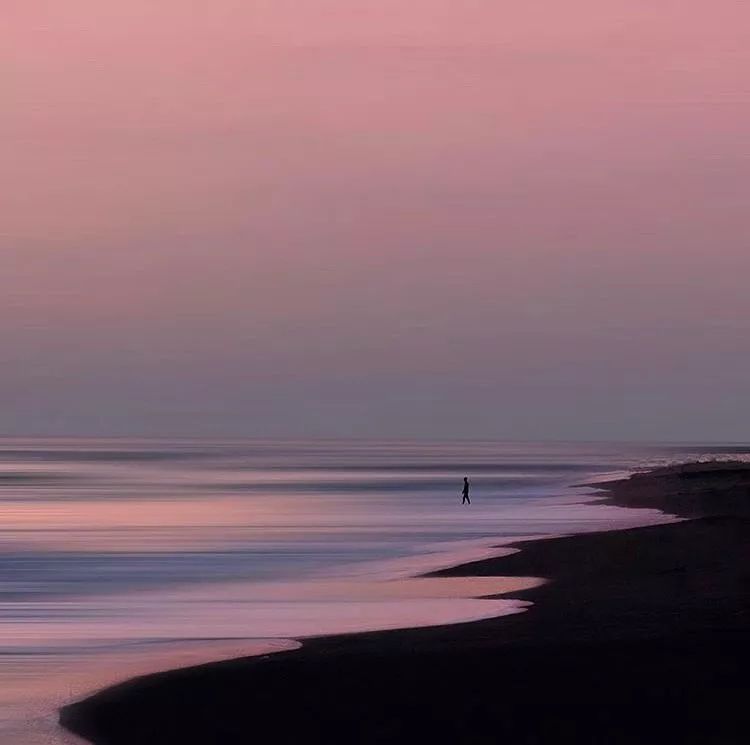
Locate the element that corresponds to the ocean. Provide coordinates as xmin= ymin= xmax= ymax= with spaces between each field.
xmin=1 ymin=438 xmax=745 ymax=744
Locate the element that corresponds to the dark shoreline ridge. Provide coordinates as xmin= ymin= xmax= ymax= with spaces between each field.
xmin=61 ymin=462 xmax=750 ymax=744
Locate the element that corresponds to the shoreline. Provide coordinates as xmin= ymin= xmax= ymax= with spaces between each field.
xmin=60 ymin=462 xmax=750 ymax=744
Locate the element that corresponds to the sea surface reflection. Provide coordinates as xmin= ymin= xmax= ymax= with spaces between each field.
xmin=1 ymin=438 xmax=740 ymax=743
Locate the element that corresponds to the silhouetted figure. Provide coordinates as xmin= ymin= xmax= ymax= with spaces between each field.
xmin=462 ymin=476 xmax=471 ymax=505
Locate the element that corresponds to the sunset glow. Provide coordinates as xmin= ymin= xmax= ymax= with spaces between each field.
xmin=5 ymin=2 xmax=750 ymax=437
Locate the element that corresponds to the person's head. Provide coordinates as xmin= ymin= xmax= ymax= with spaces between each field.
xmin=464 ymin=476 xmax=468 ymax=482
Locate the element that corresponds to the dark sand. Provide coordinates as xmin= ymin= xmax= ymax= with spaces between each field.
xmin=61 ymin=463 xmax=750 ymax=744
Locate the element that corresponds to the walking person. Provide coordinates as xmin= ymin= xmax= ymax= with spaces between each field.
xmin=461 ymin=476 xmax=471 ymax=505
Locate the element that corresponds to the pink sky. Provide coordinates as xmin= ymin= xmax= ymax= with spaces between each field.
xmin=3 ymin=2 xmax=750 ymax=439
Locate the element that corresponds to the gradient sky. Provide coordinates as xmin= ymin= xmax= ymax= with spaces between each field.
xmin=3 ymin=1 xmax=750 ymax=440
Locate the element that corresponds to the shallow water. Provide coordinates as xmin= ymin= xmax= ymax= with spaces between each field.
xmin=1 ymin=438 xmax=743 ymax=743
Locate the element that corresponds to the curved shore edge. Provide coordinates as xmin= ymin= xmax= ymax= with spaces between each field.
xmin=61 ymin=462 xmax=750 ymax=744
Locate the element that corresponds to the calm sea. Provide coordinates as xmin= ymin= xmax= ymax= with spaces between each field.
xmin=1 ymin=438 xmax=746 ymax=744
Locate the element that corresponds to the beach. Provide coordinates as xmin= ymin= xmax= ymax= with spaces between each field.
xmin=2 ymin=439 xmax=679 ymax=744
xmin=60 ymin=461 xmax=749 ymax=744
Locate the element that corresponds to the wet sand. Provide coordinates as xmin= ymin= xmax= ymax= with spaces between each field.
xmin=61 ymin=463 xmax=750 ymax=744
